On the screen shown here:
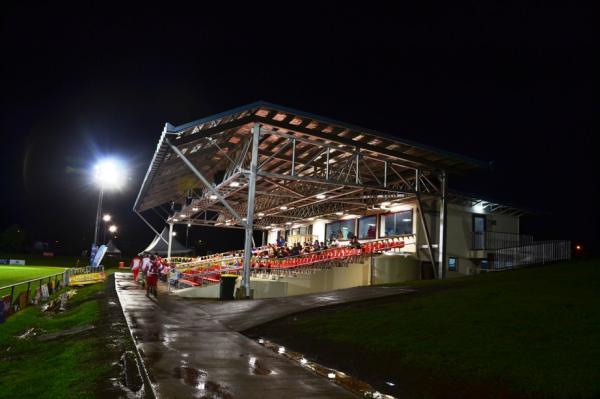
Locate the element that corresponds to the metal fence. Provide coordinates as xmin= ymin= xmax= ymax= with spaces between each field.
xmin=484 ymin=240 xmax=571 ymax=271
xmin=0 ymin=271 xmax=67 ymax=321
xmin=471 ymin=231 xmax=534 ymax=250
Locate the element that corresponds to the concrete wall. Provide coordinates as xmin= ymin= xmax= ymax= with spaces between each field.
xmin=444 ymin=204 xmax=520 ymax=275
xmin=372 ymin=254 xmax=421 ymax=284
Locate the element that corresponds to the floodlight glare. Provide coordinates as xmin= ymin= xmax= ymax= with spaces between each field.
xmin=102 ymin=214 xmax=111 ymax=222
xmin=94 ymin=158 xmax=126 ymax=190
xmin=108 ymin=225 xmax=117 ymax=233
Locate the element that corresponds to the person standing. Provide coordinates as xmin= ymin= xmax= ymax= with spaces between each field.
xmin=146 ymin=255 xmax=159 ymax=298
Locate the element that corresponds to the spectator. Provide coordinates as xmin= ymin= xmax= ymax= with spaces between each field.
xmin=348 ymin=236 xmax=362 ymax=249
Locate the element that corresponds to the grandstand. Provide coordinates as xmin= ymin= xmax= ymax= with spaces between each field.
xmin=134 ymin=102 xmax=570 ymax=298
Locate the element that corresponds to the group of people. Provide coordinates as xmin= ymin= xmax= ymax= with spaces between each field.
xmin=253 ymin=236 xmax=362 ymax=259
xmin=130 ymin=253 xmax=171 ymax=297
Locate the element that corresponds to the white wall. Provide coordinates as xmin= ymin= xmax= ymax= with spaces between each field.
xmin=267 ymin=228 xmax=281 ymax=244
xmin=312 ymin=219 xmax=328 ymax=243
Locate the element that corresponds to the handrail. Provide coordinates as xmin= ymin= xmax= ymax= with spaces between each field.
xmin=0 ymin=271 xmax=66 ymax=291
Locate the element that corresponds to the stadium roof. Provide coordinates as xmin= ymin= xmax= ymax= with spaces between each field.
xmin=134 ymin=102 xmax=496 ymax=228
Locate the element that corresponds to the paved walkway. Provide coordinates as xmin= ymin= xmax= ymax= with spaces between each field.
xmin=115 ymin=272 xmax=414 ymax=398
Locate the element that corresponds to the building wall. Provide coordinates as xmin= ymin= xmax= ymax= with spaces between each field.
xmin=262 ymin=199 xmax=521 ymax=277
xmin=445 ymin=203 xmax=520 ymax=274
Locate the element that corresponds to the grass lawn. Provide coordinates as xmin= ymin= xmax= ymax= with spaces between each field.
xmin=0 ymin=269 xmax=133 ymax=399
xmin=259 ymin=259 xmax=600 ymax=398
xmin=0 ymin=265 xmax=66 ymax=287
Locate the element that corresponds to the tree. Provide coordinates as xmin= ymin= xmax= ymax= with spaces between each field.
xmin=0 ymin=224 xmax=27 ymax=253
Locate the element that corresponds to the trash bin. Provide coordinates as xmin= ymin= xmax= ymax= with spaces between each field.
xmin=219 ymin=274 xmax=238 ymax=300
xmin=119 ymin=261 xmax=125 ymax=269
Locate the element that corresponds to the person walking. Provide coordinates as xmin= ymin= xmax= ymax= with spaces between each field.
xmin=146 ymin=255 xmax=159 ymax=298
xmin=131 ymin=255 xmax=141 ymax=282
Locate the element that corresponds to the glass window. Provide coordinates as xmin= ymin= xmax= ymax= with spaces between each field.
xmin=325 ymin=219 xmax=356 ymax=241
xmin=448 ymin=257 xmax=457 ymax=272
xmin=380 ymin=210 xmax=413 ymax=237
xmin=358 ymin=216 xmax=377 ymax=239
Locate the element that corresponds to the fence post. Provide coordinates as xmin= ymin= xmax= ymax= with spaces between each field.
xmin=10 ymin=286 xmax=14 ymax=311
xmin=26 ymin=281 xmax=31 ymax=306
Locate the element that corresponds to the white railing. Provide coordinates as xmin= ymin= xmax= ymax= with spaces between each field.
xmin=484 ymin=240 xmax=571 ymax=271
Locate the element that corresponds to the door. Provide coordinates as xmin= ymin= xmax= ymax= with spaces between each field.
xmin=472 ymin=214 xmax=486 ymax=249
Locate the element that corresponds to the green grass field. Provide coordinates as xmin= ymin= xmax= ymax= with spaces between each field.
xmin=0 ymin=265 xmax=66 ymax=287
xmin=273 ymin=259 xmax=600 ymax=398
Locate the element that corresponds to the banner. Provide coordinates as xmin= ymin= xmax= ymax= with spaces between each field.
xmin=92 ymin=245 xmax=107 ymax=268
xmin=68 ymin=272 xmax=106 ymax=286
xmin=9 ymin=259 xmax=26 ymax=265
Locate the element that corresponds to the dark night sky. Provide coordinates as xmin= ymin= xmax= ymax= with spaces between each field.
xmin=1 ymin=3 xmax=596 ymax=255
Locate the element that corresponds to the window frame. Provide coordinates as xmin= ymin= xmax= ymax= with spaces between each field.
xmin=357 ymin=215 xmax=377 ymax=240
xmin=325 ymin=219 xmax=357 ymax=242
xmin=379 ymin=209 xmax=414 ymax=237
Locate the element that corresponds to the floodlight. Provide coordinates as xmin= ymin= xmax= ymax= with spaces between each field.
xmin=108 ymin=225 xmax=117 ymax=233
xmin=93 ymin=158 xmax=127 ymax=190
xmin=102 ymin=214 xmax=111 ymax=222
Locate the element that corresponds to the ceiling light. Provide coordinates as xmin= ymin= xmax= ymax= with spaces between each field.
xmin=279 ymin=206 xmax=288 ymax=210
xmin=381 ymin=201 xmax=391 ymax=206
xmin=257 ymin=212 xmax=265 ymax=217
xmin=335 ymin=211 xmax=343 ymax=216
xmin=316 ymin=194 xmax=326 ymax=200
xmin=192 ymin=207 xmax=199 ymax=211
xmin=229 ymin=181 xmax=240 ymax=187
xmin=209 ymin=194 xmax=218 ymax=200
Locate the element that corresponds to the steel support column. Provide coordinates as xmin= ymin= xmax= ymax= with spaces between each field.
xmin=241 ymin=123 xmax=260 ymax=298
xmin=415 ymin=170 xmax=438 ymax=279
xmin=135 ymin=210 xmax=170 ymax=245
xmin=438 ymin=171 xmax=447 ymax=279
xmin=167 ymin=223 xmax=173 ymax=259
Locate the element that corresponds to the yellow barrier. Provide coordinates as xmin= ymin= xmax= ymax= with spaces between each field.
xmin=68 ymin=272 xmax=106 ymax=286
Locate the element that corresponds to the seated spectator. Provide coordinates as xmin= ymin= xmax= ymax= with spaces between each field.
xmin=348 ymin=236 xmax=362 ymax=249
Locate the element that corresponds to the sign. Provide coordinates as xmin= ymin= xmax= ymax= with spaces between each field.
xmin=90 ymin=243 xmax=98 ymax=264
xmin=41 ymin=284 xmax=49 ymax=300
xmin=68 ymin=272 xmax=106 ymax=286
xmin=42 ymin=251 xmax=54 ymax=257
xmin=0 ymin=259 xmax=8 ymax=265
xmin=9 ymin=259 xmax=26 ymax=265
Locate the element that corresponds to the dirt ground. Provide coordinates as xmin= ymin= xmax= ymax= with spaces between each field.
xmin=244 ymin=292 xmax=530 ymax=399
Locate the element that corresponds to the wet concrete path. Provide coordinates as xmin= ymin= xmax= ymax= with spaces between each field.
xmin=115 ymin=272 xmax=414 ymax=398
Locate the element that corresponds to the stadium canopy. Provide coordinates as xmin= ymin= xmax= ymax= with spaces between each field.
xmin=140 ymin=227 xmax=193 ymax=256
xmin=133 ymin=101 xmax=514 ymax=294
xmin=105 ymin=239 xmax=122 ymax=257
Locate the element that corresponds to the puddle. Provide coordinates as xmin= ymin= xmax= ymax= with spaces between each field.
xmin=173 ymin=365 xmax=207 ymax=387
xmin=172 ymin=366 xmax=233 ymax=398
xmin=248 ymin=356 xmax=275 ymax=375
xmin=251 ymin=360 xmax=272 ymax=375
xmin=204 ymin=381 xmax=234 ymax=399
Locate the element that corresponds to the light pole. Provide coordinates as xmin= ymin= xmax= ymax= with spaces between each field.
xmin=102 ymin=214 xmax=112 ymax=244
xmin=92 ymin=159 xmax=126 ymax=246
